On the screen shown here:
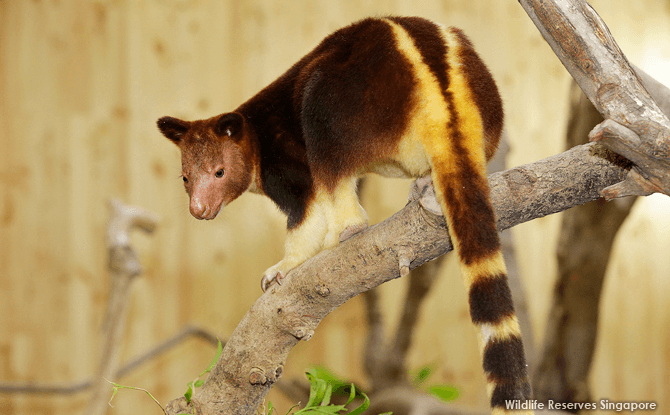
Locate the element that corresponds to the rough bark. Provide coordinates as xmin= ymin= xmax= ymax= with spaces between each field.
xmin=532 ymin=83 xmax=634 ymax=407
xmin=518 ymin=0 xmax=670 ymax=199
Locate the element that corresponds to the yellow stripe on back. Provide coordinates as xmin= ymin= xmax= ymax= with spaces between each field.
xmin=384 ymin=20 xmax=487 ymax=178
xmin=440 ymin=27 xmax=488 ymax=174
xmin=383 ymin=19 xmax=449 ymax=175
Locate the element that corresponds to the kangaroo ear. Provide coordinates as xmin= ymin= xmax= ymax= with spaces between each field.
xmin=157 ymin=116 xmax=191 ymax=145
xmin=215 ymin=112 xmax=244 ymax=139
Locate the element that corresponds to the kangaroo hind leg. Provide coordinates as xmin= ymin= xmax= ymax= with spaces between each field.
xmin=322 ymin=176 xmax=369 ymax=249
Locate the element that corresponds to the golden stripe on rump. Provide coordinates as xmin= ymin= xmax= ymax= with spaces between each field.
xmin=383 ymin=19 xmax=448 ymax=178
xmin=385 ymin=18 xmax=498 ymax=263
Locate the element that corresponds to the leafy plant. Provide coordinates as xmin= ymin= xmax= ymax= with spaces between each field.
xmin=304 ymin=365 xmax=353 ymax=398
xmin=291 ymin=368 xmax=371 ymax=414
xmin=107 ymin=380 xmax=167 ymax=415
xmin=411 ymin=365 xmax=459 ymax=402
xmin=107 ymin=344 xmax=395 ymax=415
xmin=184 ymin=339 xmax=224 ymax=403
xmin=260 ymin=367 xmax=390 ymax=415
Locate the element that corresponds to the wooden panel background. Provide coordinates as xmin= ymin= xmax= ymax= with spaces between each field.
xmin=1 ymin=1 xmax=670 ymax=414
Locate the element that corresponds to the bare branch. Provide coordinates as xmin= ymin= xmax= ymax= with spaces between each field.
xmin=0 ymin=325 xmax=219 ymax=396
xmin=590 ymin=121 xmax=665 ymax=198
xmin=517 ymin=0 xmax=670 ymax=197
xmin=86 ymin=200 xmax=158 ymax=415
xmin=361 ymin=289 xmax=386 ymax=384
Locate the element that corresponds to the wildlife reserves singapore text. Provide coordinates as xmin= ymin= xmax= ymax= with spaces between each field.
xmin=505 ymin=399 xmax=658 ymax=412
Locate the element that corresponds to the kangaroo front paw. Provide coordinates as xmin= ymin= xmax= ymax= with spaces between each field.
xmin=261 ymin=268 xmax=285 ymax=292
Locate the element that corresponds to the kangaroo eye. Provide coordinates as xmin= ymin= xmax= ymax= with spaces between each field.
xmin=215 ymin=169 xmax=225 ymax=178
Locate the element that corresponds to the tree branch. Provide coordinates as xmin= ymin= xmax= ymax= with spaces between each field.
xmin=518 ymin=0 xmax=670 ymax=198
xmin=533 ymin=59 xmax=670 ymax=407
xmin=86 ymin=199 xmax=158 ymax=415
xmin=165 ymin=143 xmax=629 ymax=415
xmin=0 ymin=325 xmax=219 ymax=395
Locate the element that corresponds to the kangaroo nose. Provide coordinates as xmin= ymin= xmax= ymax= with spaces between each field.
xmin=190 ymin=198 xmax=208 ymax=219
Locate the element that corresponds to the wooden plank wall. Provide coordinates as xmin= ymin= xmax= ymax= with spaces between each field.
xmin=1 ymin=1 xmax=670 ymax=414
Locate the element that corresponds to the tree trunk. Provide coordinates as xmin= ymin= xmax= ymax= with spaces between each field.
xmin=532 ymin=82 xmax=636 ymax=407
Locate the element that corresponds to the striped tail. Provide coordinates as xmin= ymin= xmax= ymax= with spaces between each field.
xmin=427 ymin=42 xmax=534 ymax=415
xmin=383 ymin=17 xmax=532 ymax=413
xmin=422 ymin=26 xmax=532 ymax=415
xmin=428 ymin=140 xmax=533 ymax=414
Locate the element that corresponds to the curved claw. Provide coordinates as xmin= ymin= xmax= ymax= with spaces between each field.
xmin=261 ymin=270 xmax=284 ymax=292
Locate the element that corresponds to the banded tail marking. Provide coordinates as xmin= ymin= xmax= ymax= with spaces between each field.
xmin=384 ymin=18 xmax=532 ymax=413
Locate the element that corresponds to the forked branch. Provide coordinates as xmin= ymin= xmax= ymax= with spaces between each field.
xmin=518 ymin=0 xmax=670 ymax=198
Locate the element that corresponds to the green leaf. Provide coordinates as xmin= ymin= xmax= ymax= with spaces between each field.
xmin=413 ymin=366 xmax=433 ymax=386
xmin=184 ymin=383 xmax=193 ymax=403
xmin=305 ymin=371 xmax=328 ymax=408
xmin=194 ymin=379 xmax=205 ymax=388
xmin=346 ymin=389 xmax=370 ymax=415
xmin=344 ymin=383 xmax=356 ymax=406
xmin=321 ymin=383 xmax=333 ymax=406
xmin=308 ymin=366 xmax=339 ymax=384
xmin=295 ymin=368 xmax=373 ymax=414
xmin=200 ymin=339 xmax=223 ymax=377
xmin=312 ymin=406 xmax=345 ymax=414
xmin=308 ymin=365 xmax=349 ymax=395
xmin=428 ymin=385 xmax=459 ymax=402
